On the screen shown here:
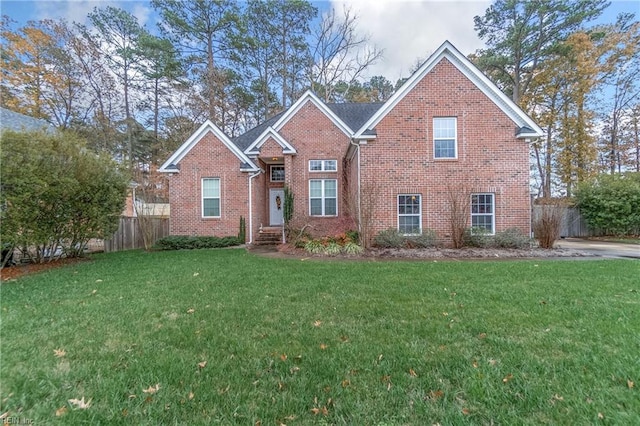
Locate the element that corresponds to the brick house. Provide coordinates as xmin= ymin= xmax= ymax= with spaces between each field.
xmin=159 ymin=41 xmax=543 ymax=245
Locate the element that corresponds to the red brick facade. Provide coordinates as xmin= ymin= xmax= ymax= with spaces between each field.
xmin=160 ymin=42 xmax=542 ymax=244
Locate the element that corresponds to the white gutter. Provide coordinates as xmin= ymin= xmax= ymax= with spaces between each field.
xmin=247 ymin=169 xmax=263 ymax=244
xmin=349 ymin=139 xmax=361 ymax=234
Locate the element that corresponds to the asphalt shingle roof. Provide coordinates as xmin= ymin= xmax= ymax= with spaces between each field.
xmin=231 ymin=102 xmax=382 ymax=152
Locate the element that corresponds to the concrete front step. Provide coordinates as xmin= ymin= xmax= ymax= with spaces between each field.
xmin=254 ymin=229 xmax=283 ymax=246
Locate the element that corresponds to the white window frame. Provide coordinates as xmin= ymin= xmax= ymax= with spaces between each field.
xmin=309 ymin=179 xmax=338 ymax=216
xmin=309 ymin=159 xmax=337 ymax=172
xmin=471 ymin=193 xmax=495 ymax=234
xmin=398 ymin=194 xmax=422 ymax=235
xmin=202 ymin=178 xmax=221 ymax=218
xmin=433 ymin=117 xmax=457 ymax=159
xmin=270 ymin=165 xmax=285 ymax=182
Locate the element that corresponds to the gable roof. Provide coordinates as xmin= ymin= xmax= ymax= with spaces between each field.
xmin=158 ymin=120 xmax=258 ymax=173
xmin=245 ymin=126 xmax=297 ymax=156
xmin=270 ymin=90 xmax=354 ymax=137
xmin=0 ymin=107 xmax=54 ymax=133
xmin=354 ymin=40 xmax=544 ymax=139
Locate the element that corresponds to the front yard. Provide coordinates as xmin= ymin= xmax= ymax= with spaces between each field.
xmin=1 ymin=249 xmax=638 ymax=424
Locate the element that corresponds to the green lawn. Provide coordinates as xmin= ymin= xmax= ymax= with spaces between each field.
xmin=1 ymin=249 xmax=639 ymax=425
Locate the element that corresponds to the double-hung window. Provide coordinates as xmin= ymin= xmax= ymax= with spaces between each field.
xmin=309 ymin=179 xmax=337 ymax=216
xmin=202 ymin=178 xmax=221 ymax=217
xmin=433 ymin=117 xmax=457 ymax=159
xmin=471 ymin=193 xmax=494 ymax=234
xmin=398 ymin=194 xmax=421 ymax=234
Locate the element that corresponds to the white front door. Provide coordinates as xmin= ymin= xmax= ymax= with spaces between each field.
xmin=269 ymin=189 xmax=285 ymax=226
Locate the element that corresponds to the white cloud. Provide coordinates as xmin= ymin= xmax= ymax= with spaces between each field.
xmin=30 ymin=0 xmax=150 ymax=27
xmin=328 ymin=0 xmax=492 ymax=81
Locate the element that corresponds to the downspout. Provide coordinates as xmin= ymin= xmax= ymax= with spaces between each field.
xmin=248 ymin=169 xmax=262 ymax=244
xmin=349 ymin=139 xmax=361 ymax=234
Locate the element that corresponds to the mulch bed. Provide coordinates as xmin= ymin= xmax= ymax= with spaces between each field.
xmin=1 ymin=258 xmax=90 ymax=282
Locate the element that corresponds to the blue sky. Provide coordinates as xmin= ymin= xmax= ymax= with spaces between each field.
xmin=2 ymin=0 xmax=638 ymax=80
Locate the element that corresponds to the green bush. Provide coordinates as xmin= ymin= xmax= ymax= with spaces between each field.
xmin=576 ymin=173 xmax=640 ymax=236
xmin=463 ymin=227 xmax=493 ymax=248
xmin=304 ymin=239 xmax=324 ymax=254
xmin=494 ymin=227 xmax=531 ymax=249
xmin=343 ymin=241 xmax=364 ymax=255
xmin=373 ymin=228 xmax=405 ymax=248
xmin=324 ymin=242 xmax=342 ymax=256
xmin=154 ymin=236 xmax=240 ymax=250
xmin=406 ymin=229 xmax=437 ymax=248
xmin=345 ymin=230 xmax=360 ymax=244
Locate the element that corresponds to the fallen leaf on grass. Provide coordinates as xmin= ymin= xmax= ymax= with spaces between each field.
xmin=427 ymin=390 xmax=444 ymax=400
xmin=598 ymin=412 xmax=604 ymax=419
xmin=91 ymin=289 xmax=97 ymax=295
xmin=409 ymin=368 xmax=417 ymax=377
xmin=472 ymin=360 xmax=479 ymax=368
xmin=198 ymin=361 xmax=207 ymax=369
xmin=319 ymin=343 xmax=327 ymax=350
xmin=142 ymin=384 xmax=160 ymax=394
xmin=186 ymin=308 xmax=195 ymax=314
xmin=313 ymin=320 xmax=322 ymax=327
xmin=55 ymin=406 xmax=68 ymax=417
xmin=503 ymin=373 xmax=514 ymax=383
xmin=193 ymin=272 xmax=199 ymax=277
xmin=462 ymin=408 xmax=470 ymax=415
xmin=488 ymin=359 xmax=497 ymax=366
xmin=68 ymin=397 xmax=92 ymax=409
xmin=341 ymin=379 xmax=350 ymax=388
xmin=188 ymin=392 xmax=194 ymax=400
xmin=628 ymin=380 xmax=634 ymax=389
xmin=280 ymin=353 xmax=287 ymax=361
xmin=478 ymin=333 xmax=487 ymax=339
xmin=54 ymin=348 xmax=66 ymax=357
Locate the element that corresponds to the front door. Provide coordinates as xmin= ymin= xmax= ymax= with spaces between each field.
xmin=269 ymin=189 xmax=285 ymax=226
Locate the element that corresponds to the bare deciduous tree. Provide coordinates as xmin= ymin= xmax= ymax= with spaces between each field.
xmin=308 ymin=5 xmax=383 ymax=102
xmin=446 ymin=182 xmax=471 ymax=249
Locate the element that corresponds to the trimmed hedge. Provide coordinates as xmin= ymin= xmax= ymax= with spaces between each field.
xmin=154 ymin=236 xmax=241 ymax=250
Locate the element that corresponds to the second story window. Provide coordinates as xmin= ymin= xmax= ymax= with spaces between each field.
xmin=309 ymin=159 xmax=337 ymax=172
xmin=433 ymin=117 xmax=457 ymax=159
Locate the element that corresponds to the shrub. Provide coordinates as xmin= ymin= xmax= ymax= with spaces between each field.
xmin=345 ymin=230 xmax=360 ymax=244
xmin=576 ymin=173 xmax=640 ymax=236
xmin=494 ymin=228 xmax=531 ymax=249
xmin=343 ymin=241 xmax=364 ymax=255
xmin=406 ymin=229 xmax=437 ymax=248
xmin=154 ymin=236 xmax=240 ymax=250
xmin=304 ymin=239 xmax=324 ymax=254
xmin=463 ymin=227 xmax=493 ymax=248
xmin=374 ymin=228 xmax=405 ymax=248
xmin=324 ymin=242 xmax=342 ymax=256
xmin=533 ymin=198 xmax=566 ymax=249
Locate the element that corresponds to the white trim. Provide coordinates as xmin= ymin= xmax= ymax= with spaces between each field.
xmin=397 ymin=194 xmax=422 ymax=235
xmin=354 ymin=40 xmax=544 ymax=139
xmin=271 ymin=90 xmax=354 ymax=137
xmin=201 ymin=178 xmax=221 ymax=218
xmin=309 ymin=179 xmax=338 ymax=217
xmin=159 ymin=120 xmax=258 ymax=172
xmin=471 ymin=193 xmax=495 ymax=235
xmin=308 ymin=159 xmax=338 ymax=172
xmin=433 ymin=117 xmax=458 ymax=159
xmin=245 ymin=126 xmax=297 ymax=156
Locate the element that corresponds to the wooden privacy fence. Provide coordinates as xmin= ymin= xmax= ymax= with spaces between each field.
xmin=532 ymin=206 xmax=603 ymax=238
xmin=104 ymin=217 xmax=169 ymax=252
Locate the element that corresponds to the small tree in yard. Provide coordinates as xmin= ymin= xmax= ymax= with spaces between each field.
xmin=533 ymin=198 xmax=566 ymax=249
xmin=447 ymin=183 xmax=471 ymax=249
xmin=1 ymin=130 xmax=128 ymax=263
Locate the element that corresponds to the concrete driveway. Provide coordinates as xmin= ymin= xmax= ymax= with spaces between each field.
xmin=556 ymin=238 xmax=640 ymax=259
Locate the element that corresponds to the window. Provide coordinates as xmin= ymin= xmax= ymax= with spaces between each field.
xmin=309 ymin=179 xmax=337 ymax=216
xmin=398 ymin=194 xmax=421 ymax=234
xmin=270 ymin=165 xmax=285 ymax=182
xmin=433 ymin=117 xmax=457 ymax=159
xmin=202 ymin=178 xmax=220 ymax=217
xmin=309 ymin=159 xmax=337 ymax=172
xmin=471 ymin=193 xmax=494 ymax=234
